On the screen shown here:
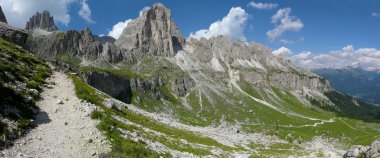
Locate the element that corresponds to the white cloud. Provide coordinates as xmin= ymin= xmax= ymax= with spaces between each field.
xmin=272 ymin=47 xmax=293 ymax=58
xmin=248 ymin=2 xmax=278 ymax=10
xmin=0 ymin=0 xmax=77 ymax=28
xmin=372 ymin=12 xmax=380 ymax=17
xmin=108 ymin=19 xmax=132 ymax=39
xmin=78 ymin=0 xmax=95 ymax=23
xmin=290 ymin=45 xmax=380 ymax=71
xmin=189 ymin=7 xmax=249 ymax=41
xmin=280 ymin=39 xmax=295 ymax=44
xmin=267 ymin=8 xmax=303 ymax=40
xmin=139 ymin=6 xmax=150 ymax=16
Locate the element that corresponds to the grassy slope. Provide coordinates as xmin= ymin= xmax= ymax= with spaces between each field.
xmin=0 ymin=38 xmax=51 ymax=147
xmin=69 ymin=54 xmax=380 ymax=157
xmin=69 ymin=74 xmax=241 ymax=157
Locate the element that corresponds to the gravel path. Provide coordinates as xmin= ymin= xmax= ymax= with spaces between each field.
xmin=1 ymin=72 xmax=110 ymax=158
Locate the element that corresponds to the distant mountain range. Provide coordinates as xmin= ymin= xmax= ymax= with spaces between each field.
xmin=313 ymin=67 xmax=380 ymax=105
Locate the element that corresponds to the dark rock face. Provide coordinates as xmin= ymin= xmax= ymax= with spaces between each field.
xmin=25 ymin=10 xmax=58 ymax=31
xmin=0 ymin=23 xmax=28 ymax=46
xmin=116 ymin=3 xmax=185 ymax=60
xmin=0 ymin=6 xmax=7 ymax=23
xmin=171 ymin=78 xmax=195 ymax=97
xmin=82 ymin=71 xmax=133 ymax=103
xmin=81 ymin=70 xmax=174 ymax=104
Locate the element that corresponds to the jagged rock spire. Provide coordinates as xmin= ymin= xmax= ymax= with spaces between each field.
xmin=115 ymin=3 xmax=186 ymax=58
xmin=0 ymin=6 xmax=7 ymax=23
xmin=26 ymin=10 xmax=58 ymax=31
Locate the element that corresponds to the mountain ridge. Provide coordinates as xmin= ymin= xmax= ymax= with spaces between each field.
xmin=314 ymin=67 xmax=380 ymax=105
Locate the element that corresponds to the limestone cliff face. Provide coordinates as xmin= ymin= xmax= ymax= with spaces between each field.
xmin=26 ymin=28 xmax=123 ymax=63
xmin=25 ymin=11 xmax=58 ymax=31
xmin=183 ymin=36 xmax=330 ymax=94
xmin=115 ymin=3 xmax=185 ymax=59
xmin=0 ymin=6 xmax=7 ymax=23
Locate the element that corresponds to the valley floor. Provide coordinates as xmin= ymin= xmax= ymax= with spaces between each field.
xmin=0 ymin=72 xmax=110 ymax=158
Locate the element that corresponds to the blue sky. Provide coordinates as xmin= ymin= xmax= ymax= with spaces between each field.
xmin=1 ymin=0 xmax=380 ymax=70
xmin=56 ymin=0 xmax=380 ymax=54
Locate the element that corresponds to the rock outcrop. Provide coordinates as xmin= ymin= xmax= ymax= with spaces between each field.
xmin=0 ymin=6 xmax=7 ymax=23
xmin=0 ymin=23 xmax=28 ymax=46
xmin=115 ymin=3 xmax=185 ymax=59
xmin=344 ymin=139 xmax=380 ymax=158
xmin=171 ymin=78 xmax=195 ymax=97
xmin=25 ymin=10 xmax=58 ymax=31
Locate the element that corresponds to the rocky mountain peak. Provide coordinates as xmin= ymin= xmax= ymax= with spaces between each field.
xmin=26 ymin=10 xmax=58 ymax=31
xmin=115 ymin=3 xmax=185 ymax=58
xmin=0 ymin=6 xmax=7 ymax=23
xmin=80 ymin=27 xmax=95 ymax=42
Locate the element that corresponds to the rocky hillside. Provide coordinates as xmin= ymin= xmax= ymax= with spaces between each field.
xmin=0 ymin=37 xmax=51 ymax=149
xmin=2 ymin=3 xmax=379 ymax=157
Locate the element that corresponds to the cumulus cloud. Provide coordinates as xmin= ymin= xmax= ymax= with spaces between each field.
xmin=272 ymin=47 xmax=293 ymax=58
xmin=267 ymin=8 xmax=303 ymax=40
xmin=372 ymin=12 xmax=380 ymax=17
xmin=0 ymin=0 xmax=79 ymax=28
xmin=79 ymin=0 xmax=95 ymax=23
xmin=290 ymin=45 xmax=380 ymax=71
xmin=248 ymin=2 xmax=278 ymax=10
xmin=107 ymin=19 xmax=132 ymax=39
xmin=189 ymin=7 xmax=249 ymax=41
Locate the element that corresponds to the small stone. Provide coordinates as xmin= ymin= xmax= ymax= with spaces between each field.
xmin=64 ymin=121 xmax=68 ymax=125
xmin=87 ymin=139 xmax=93 ymax=143
xmin=57 ymin=100 xmax=64 ymax=104
xmin=91 ymin=152 xmax=96 ymax=156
